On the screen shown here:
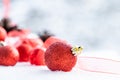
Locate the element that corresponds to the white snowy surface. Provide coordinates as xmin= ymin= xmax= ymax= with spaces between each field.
xmin=0 ymin=62 xmax=120 ymax=80
xmin=0 ymin=51 xmax=120 ymax=80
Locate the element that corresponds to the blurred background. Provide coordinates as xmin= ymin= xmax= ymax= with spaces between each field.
xmin=0 ymin=0 xmax=120 ymax=52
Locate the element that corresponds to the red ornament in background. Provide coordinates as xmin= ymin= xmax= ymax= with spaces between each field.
xmin=44 ymin=36 xmax=67 ymax=48
xmin=0 ymin=27 xmax=7 ymax=41
xmin=30 ymin=47 xmax=46 ymax=66
xmin=7 ymin=29 xmax=30 ymax=39
xmin=22 ymin=38 xmax=44 ymax=48
xmin=0 ymin=42 xmax=19 ymax=66
xmin=17 ymin=43 xmax=32 ymax=62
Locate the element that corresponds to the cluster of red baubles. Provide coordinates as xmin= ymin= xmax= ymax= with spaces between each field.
xmin=0 ymin=18 xmax=77 ymax=72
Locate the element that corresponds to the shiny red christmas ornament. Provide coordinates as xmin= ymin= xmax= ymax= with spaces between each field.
xmin=17 ymin=43 xmax=32 ymax=62
xmin=22 ymin=38 xmax=43 ymax=48
xmin=0 ymin=42 xmax=19 ymax=66
xmin=30 ymin=47 xmax=46 ymax=66
xmin=0 ymin=27 xmax=7 ymax=41
xmin=44 ymin=36 xmax=67 ymax=48
xmin=45 ymin=42 xmax=82 ymax=72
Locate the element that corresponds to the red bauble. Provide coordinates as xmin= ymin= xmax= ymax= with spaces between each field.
xmin=0 ymin=45 xmax=19 ymax=66
xmin=22 ymin=38 xmax=43 ymax=48
xmin=44 ymin=36 xmax=67 ymax=48
xmin=7 ymin=29 xmax=30 ymax=39
xmin=17 ymin=43 xmax=32 ymax=62
xmin=45 ymin=42 xmax=77 ymax=72
xmin=30 ymin=47 xmax=45 ymax=66
xmin=0 ymin=27 xmax=7 ymax=41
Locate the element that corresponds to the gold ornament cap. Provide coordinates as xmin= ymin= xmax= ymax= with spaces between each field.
xmin=71 ymin=46 xmax=83 ymax=56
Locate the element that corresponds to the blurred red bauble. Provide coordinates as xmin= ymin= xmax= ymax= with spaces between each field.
xmin=17 ymin=43 xmax=32 ymax=62
xmin=0 ymin=43 xmax=19 ymax=66
xmin=0 ymin=27 xmax=7 ymax=41
xmin=7 ymin=29 xmax=30 ymax=38
xmin=22 ymin=38 xmax=43 ymax=48
xmin=44 ymin=36 xmax=67 ymax=48
xmin=30 ymin=47 xmax=45 ymax=66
